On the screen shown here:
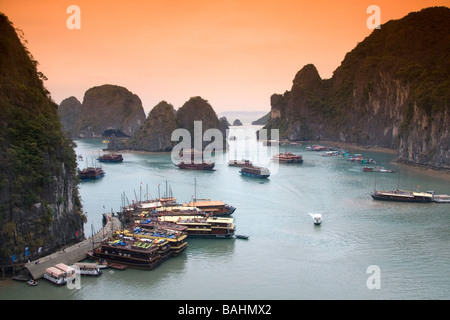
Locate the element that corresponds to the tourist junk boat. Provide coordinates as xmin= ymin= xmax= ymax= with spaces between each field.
xmin=78 ymin=166 xmax=105 ymax=181
xmin=175 ymin=161 xmax=215 ymax=170
xmin=348 ymin=154 xmax=376 ymax=164
xmin=117 ymin=232 xmax=172 ymax=261
xmin=72 ymin=262 xmax=103 ymax=276
xmin=371 ymin=189 xmax=434 ymax=203
xmin=239 ymin=163 xmax=270 ymax=179
xmin=158 ymin=215 xmax=236 ymax=238
xmin=143 ymin=205 xmax=204 ymax=217
xmin=272 ymin=152 xmax=303 ymax=163
xmin=182 ymin=200 xmax=236 ymax=216
xmin=174 ymin=149 xmax=215 ymax=170
xmin=180 ymin=178 xmax=236 ymax=217
xmin=363 ymin=166 xmax=395 ymax=173
xmin=89 ymin=237 xmax=167 ymax=270
xmin=228 ymin=159 xmax=252 ymax=167
xmin=124 ymin=225 xmax=188 ymax=256
xmin=97 ymin=153 xmax=123 ymax=163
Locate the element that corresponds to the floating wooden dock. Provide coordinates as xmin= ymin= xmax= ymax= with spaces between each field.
xmin=24 ymin=216 xmax=121 ymax=280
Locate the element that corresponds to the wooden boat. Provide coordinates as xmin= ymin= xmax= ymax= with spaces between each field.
xmin=348 ymin=154 xmax=376 ymax=164
xmin=239 ymin=163 xmax=270 ymax=179
xmin=72 ymin=262 xmax=103 ymax=276
xmin=228 ymin=159 xmax=252 ymax=167
xmin=371 ymin=189 xmax=433 ymax=203
xmin=137 ymin=218 xmax=188 ymax=233
xmin=432 ymin=194 xmax=450 ymax=203
xmin=306 ymin=145 xmax=327 ymax=151
xmin=272 ymin=152 xmax=303 ymax=163
xmin=89 ymin=238 xmax=166 ymax=270
xmin=182 ymin=200 xmax=236 ymax=216
xmin=158 ymin=215 xmax=236 ymax=238
xmin=174 ymin=149 xmax=215 ymax=170
xmin=175 ymin=161 xmax=215 ymax=170
xmin=108 ymin=263 xmax=127 ymax=270
xmin=97 ymin=153 xmax=123 ymax=163
xmin=364 ymin=166 xmax=395 ymax=173
xmin=123 ymin=226 xmax=188 ymax=256
xmin=181 ymin=178 xmax=236 ymax=216
xmin=319 ymin=151 xmax=342 ymax=157
xmin=148 ymin=205 xmax=205 ymax=217
xmin=78 ymin=166 xmax=105 ymax=181
xmin=27 ymin=279 xmax=38 ymax=286
xmin=374 ymin=166 xmax=396 ymax=173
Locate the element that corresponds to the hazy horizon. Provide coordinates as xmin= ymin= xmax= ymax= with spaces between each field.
xmin=2 ymin=0 xmax=448 ymax=115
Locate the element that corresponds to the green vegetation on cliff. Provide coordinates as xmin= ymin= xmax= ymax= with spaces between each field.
xmin=263 ymin=6 xmax=450 ymax=169
xmin=108 ymin=96 xmax=228 ymax=152
xmin=0 ymin=13 xmax=84 ymax=264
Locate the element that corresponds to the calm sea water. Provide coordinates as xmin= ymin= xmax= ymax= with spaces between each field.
xmin=1 ymin=125 xmax=449 ymax=300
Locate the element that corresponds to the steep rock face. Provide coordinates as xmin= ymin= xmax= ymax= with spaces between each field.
xmin=0 ymin=13 xmax=84 ymax=264
xmin=176 ymin=96 xmax=228 ymax=150
xmin=57 ymin=96 xmax=82 ymax=134
xmin=71 ymin=84 xmax=146 ymax=138
xmin=110 ymin=101 xmax=178 ymax=151
xmin=263 ymin=7 xmax=450 ymax=169
xmin=219 ymin=116 xmax=231 ymax=132
xmin=108 ymin=96 xmax=228 ymax=152
xmin=252 ymin=112 xmax=270 ymax=125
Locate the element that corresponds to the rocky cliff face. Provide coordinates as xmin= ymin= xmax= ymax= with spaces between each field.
xmin=109 ymin=96 xmax=228 ymax=152
xmin=263 ymin=7 xmax=450 ymax=169
xmin=0 ymin=13 xmax=84 ymax=265
xmin=109 ymin=101 xmax=178 ymax=151
xmin=57 ymin=96 xmax=82 ymax=135
xmin=59 ymin=84 xmax=146 ymax=138
xmin=176 ymin=96 xmax=228 ymax=148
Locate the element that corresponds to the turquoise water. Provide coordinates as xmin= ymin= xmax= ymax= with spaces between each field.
xmin=1 ymin=125 xmax=449 ymax=300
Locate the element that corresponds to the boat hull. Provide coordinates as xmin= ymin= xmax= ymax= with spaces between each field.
xmin=186 ymin=233 xmax=235 ymax=239
xmin=371 ymin=194 xmax=432 ymax=203
xmin=175 ymin=163 xmax=215 ymax=170
xmin=239 ymin=171 xmax=270 ymax=179
xmin=90 ymin=251 xmax=164 ymax=270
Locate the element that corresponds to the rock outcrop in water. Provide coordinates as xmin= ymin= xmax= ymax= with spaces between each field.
xmin=262 ymin=7 xmax=450 ymax=169
xmin=108 ymin=96 xmax=228 ymax=152
xmin=57 ymin=96 xmax=82 ymax=135
xmin=0 ymin=13 xmax=84 ymax=265
xmin=232 ymin=119 xmax=243 ymax=126
xmin=176 ymin=96 xmax=228 ymax=149
xmin=108 ymin=100 xmax=178 ymax=151
xmin=59 ymin=84 xmax=146 ymax=139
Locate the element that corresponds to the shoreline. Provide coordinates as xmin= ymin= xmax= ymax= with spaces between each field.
xmin=298 ymin=139 xmax=450 ymax=182
xmin=81 ymin=137 xmax=450 ymax=182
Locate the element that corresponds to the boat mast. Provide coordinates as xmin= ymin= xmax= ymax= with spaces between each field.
xmin=166 ymin=180 xmax=168 ymax=198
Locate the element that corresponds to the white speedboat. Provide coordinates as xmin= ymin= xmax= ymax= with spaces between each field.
xmin=309 ymin=213 xmax=322 ymax=225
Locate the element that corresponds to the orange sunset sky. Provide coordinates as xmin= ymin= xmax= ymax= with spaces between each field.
xmin=2 ymin=0 xmax=449 ymax=114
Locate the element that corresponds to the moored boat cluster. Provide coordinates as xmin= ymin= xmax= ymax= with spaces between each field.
xmin=83 ymin=184 xmax=238 ymax=272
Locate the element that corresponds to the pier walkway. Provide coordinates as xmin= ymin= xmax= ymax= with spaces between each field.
xmin=24 ymin=216 xmax=121 ymax=280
